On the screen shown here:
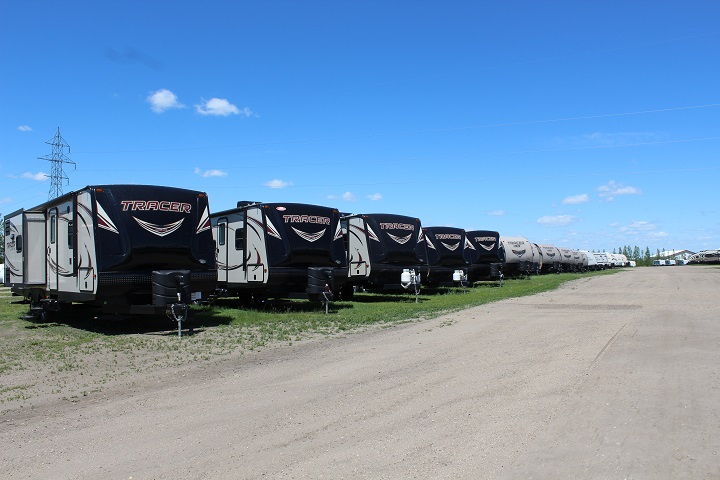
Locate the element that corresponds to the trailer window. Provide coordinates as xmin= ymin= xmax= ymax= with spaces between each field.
xmin=217 ymin=223 xmax=226 ymax=246
xmin=15 ymin=235 xmax=22 ymax=253
xmin=68 ymin=221 xmax=74 ymax=250
xmin=235 ymin=227 xmax=245 ymax=250
xmin=50 ymin=215 xmax=56 ymax=244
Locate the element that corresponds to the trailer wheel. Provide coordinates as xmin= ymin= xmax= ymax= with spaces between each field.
xmin=237 ymin=291 xmax=252 ymax=306
xmin=252 ymin=292 xmax=266 ymax=307
xmin=339 ymin=285 xmax=355 ymax=301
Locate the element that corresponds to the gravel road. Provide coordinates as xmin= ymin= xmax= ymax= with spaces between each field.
xmin=2 ymin=266 xmax=718 ymax=479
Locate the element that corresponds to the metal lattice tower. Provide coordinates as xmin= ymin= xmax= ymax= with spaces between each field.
xmin=38 ymin=127 xmax=75 ymax=199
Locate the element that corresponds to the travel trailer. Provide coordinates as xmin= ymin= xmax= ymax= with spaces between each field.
xmin=539 ymin=244 xmax=562 ymax=273
xmin=211 ymin=202 xmax=348 ymax=303
xmin=580 ymin=250 xmax=598 ymax=271
xmin=592 ymin=252 xmax=611 ymax=269
xmin=558 ymin=247 xmax=577 ymax=272
xmin=530 ymin=243 xmax=544 ymax=275
xmin=341 ymin=213 xmax=424 ymax=294
xmin=3 ymin=185 xmax=217 ymax=320
xmin=464 ymin=230 xmax=504 ymax=282
xmin=500 ymin=236 xmax=533 ymax=276
xmin=421 ymin=226 xmax=469 ymax=287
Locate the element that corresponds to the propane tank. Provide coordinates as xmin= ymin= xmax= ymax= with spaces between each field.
xmin=453 ymin=269 xmax=466 ymax=283
xmin=401 ymin=269 xmax=412 ymax=288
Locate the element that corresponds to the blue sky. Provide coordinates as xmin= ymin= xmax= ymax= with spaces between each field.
xmin=1 ymin=1 xmax=718 ymax=253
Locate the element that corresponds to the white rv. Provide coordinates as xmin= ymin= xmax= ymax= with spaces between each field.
xmin=580 ymin=250 xmax=598 ymax=271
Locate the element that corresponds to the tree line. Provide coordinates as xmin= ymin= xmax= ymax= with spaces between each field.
xmin=595 ymin=245 xmax=674 ymax=267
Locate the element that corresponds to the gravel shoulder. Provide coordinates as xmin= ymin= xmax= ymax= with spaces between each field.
xmin=2 ymin=267 xmax=718 ymax=479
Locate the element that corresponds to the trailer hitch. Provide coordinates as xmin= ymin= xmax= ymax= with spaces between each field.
xmin=164 ymin=273 xmax=192 ymax=337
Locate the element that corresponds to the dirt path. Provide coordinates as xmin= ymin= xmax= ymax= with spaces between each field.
xmin=2 ymin=267 xmax=719 ymax=479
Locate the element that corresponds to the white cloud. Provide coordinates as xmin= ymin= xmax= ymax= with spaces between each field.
xmin=194 ymin=167 xmax=227 ymax=178
xmin=10 ymin=171 xmax=48 ymax=181
xmin=537 ymin=215 xmax=576 ymax=226
xmin=196 ymin=98 xmax=242 ymax=116
xmin=597 ymin=180 xmax=641 ymax=201
xmin=17 ymin=125 xmax=32 ymax=132
xmin=327 ymin=192 xmax=359 ymax=201
xmin=367 ymin=193 xmax=382 ymax=201
xmin=147 ymin=88 xmax=184 ymax=113
xmin=487 ymin=210 xmax=505 ymax=216
xmin=264 ymin=179 xmax=293 ymax=189
xmin=617 ymin=221 xmax=663 ymax=237
xmin=562 ymin=193 xmax=589 ymax=205
xmin=0 ymin=197 xmax=12 ymax=204
xmin=620 ymin=221 xmax=656 ymax=232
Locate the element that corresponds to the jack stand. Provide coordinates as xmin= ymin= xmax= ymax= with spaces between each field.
xmin=322 ymin=287 xmax=332 ymax=314
xmin=168 ymin=303 xmax=188 ymax=338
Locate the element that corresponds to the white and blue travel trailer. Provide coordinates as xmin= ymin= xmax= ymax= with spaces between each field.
xmin=464 ymin=230 xmax=504 ymax=282
xmin=211 ymin=202 xmax=348 ymax=303
xmin=500 ymin=236 xmax=533 ymax=276
xmin=341 ymin=213 xmax=424 ymax=295
xmin=421 ymin=226 xmax=469 ymax=287
xmin=539 ymin=244 xmax=562 ymax=273
xmin=3 ymin=185 xmax=217 ymax=320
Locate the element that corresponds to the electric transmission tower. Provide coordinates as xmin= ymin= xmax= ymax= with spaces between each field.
xmin=38 ymin=127 xmax=75 ymax=200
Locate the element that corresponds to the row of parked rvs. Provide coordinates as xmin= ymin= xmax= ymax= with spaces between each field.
xmin=687 ymin=250 xmax=720 ymax=264
xmin=3 ymin=184 xmax=628 ymax=321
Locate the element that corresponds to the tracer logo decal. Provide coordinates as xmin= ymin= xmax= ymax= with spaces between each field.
xmin=441 ymin=241 xmax=460 ymax=251
xmin=387 ymin=232 xmax=413 ymax=245
xmin=121 ymin=200 xmax=191 ymax=213
xmin=134 ymin=217 xmax=184 ymax=237
xmin=292 ymin=227 xmax=326 ymax=242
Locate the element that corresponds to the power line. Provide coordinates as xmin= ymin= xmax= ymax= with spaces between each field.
xmin=38 ymin=128 xmax=75 ymax=199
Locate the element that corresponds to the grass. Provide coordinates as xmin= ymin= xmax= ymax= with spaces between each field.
xmin=0 ymin=270 xmax=616 ymax=407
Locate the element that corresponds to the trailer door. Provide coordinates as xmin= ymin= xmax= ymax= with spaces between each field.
xmin=57 ymin=202 xmax=75 ymax=293
xmin=215 ymin=218 xmax=229 ymax=283
xmin=244 ymin=207 xmax=266 ymax=283
xmin=347 ymin=216 xmax=370 ymax=278
xmin=47 ymin=208 xmax=59 ymax=291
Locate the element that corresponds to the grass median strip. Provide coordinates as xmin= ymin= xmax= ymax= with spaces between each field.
xmin=0 ymin=271 xmax=615 ymax=407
